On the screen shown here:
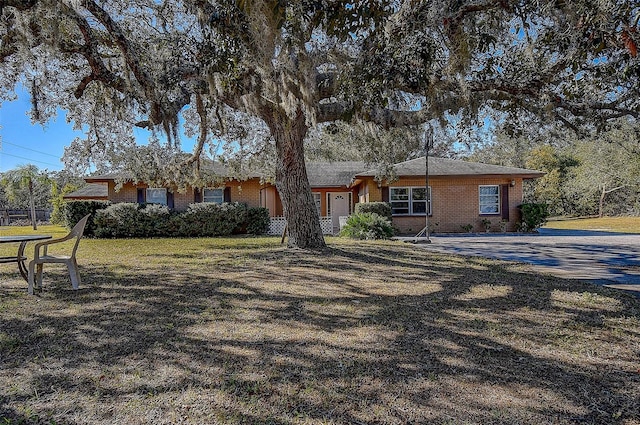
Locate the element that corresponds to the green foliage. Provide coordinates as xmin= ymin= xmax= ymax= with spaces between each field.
xmin=246 ymin=207 xmax=270 ymax=235
xmin=518 ymin=203 xmax=549 ymax=232
xmin=339 ymin=212 xmax=394 ymax=240
xmin=460 ymin=224 xmax=474 ymax=233
xmin=92 ymin=202 xmax=254 ymax=238
xmin=355 ymin=202 xmax=392 ymax=220
xmin=62 ymin=200 xmax=111 ymax=237
xmin=0 ymin=164 xmax=51 ymax=210
xmin=50 ymin=183 xmax=79 ymax=225
xmin=180 ymin=202 xmax=247 ymax=237
xmin=94 ymin=203 xmax=145 ymax=238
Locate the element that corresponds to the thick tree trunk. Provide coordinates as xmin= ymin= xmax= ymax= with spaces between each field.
xmin=266 ymin=108 xmax=326 ymax=249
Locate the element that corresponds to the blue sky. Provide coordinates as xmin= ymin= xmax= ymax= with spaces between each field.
xmin=0 ymin=86 xmax=198 ymax=174
xmin=0 ymin=90 xmax=82 ymax=173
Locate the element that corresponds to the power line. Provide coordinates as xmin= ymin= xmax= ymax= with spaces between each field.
xmin=0 ymin=151 xmax=61 ymax=168
xmin=1 ymin=140 xmax=61 ymax=158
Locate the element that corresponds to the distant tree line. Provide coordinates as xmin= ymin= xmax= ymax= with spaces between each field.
xmin=469 ymin=119 xmax=640 ymax=218
xmin=0 ymin=165 xmax=83 ymax=224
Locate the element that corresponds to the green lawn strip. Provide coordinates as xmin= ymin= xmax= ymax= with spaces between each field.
xmin=0 ymin=230 xmax=639 ymax=424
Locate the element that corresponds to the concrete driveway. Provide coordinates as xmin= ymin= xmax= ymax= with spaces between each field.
xmin=400 ymin=229 xmax=640 ymax=294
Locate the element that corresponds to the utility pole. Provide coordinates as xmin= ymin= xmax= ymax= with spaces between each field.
xmin=414 ymin=126 xmax=434 ymax=243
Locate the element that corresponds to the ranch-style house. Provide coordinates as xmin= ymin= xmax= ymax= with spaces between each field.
xmin=65 ymin=157 xmax=544 ymax=234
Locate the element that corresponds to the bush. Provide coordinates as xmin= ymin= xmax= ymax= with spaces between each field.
xmin=246 ymin=207 xmax=270 ymax=235
xmin=518 ymin=202 xmax=549 ymax=232
xmin=62 ymin=200 xmax=111 ymax=237
xmin=94 ymin=203 xmax=146 ymax=238
xmin=339 ymin=212 xmax=394 ymax=240
xmin=139 ymin=204 xmax=174 ymax=237
xmin=90 ymin=202 xmax=270 ymax=238
xmin=355 ymin=202 xmax=392 ymax=220
xmin=179 ymin=202 xmax=248 ymax=237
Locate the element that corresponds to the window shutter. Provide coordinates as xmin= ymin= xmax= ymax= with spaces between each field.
xmin=194 ymin=188 xmax=202 ymax=203
xmin=137 ymin=188 xmax=145 ymax=204
xmin=224 ymin=187 xmax=231 ymax=203
xmin=167 ymin=191 xmax=175 ymax=209
xmin=381 ymin=187 xmax=389 ymax=202
xmin=501 ymin=185 xmax=509 ymax=220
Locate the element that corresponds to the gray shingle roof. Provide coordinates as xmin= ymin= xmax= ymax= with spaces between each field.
xmin=63 ymin=183 xmax=108 ymax=199
xmin=356 ymin=157 xmax=545 ymax=179
xmin=305 ymin=162 xmax=367 ymax=187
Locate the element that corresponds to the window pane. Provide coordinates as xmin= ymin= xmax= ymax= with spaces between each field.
xmin=392 ymin=207 xmax=409 ymax=215
xmin=412 ymin=188 xmax=426 ymax=200
xmin=480 ymin=186 xmax=499 ymax=195
xmin=390 ymin=188 xmax=409 ymax=200
xmin=480 ymin=204 xmax=499 ymax=214
xmin=412 ymin=201 xmax=427 ymax=214
xmin=146 ymin=188 xmax=167 ymax=205
xmin=391 ymin=200 xmax=409 ymax=215
xmin=203 ymin=188 xmax=224 ymax=204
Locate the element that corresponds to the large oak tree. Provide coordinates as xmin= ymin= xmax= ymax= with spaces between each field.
xmin=1 ymin=0 xmax=638 ymax=248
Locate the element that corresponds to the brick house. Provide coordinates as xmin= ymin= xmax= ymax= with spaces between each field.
xmin=65 ymin=157 xmax=543 ymax=234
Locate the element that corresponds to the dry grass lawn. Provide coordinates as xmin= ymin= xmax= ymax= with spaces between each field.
xmin=1 ymin=226 xmax=639 ymax=424
xmin=545 ymin=217 xmax=640 ymax=234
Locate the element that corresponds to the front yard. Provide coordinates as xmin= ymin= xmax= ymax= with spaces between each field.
xmin=1 ymin=226 xmax=639 ymax=424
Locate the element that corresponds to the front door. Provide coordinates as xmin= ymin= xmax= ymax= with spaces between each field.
xmin=330 ymin=192 xmax=351 ymax=234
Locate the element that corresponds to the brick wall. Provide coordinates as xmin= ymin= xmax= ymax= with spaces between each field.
xmin=363 ymin=176 xmax=525 ymax=234
xmin=108 ymin=178 xmax=264 ymax=211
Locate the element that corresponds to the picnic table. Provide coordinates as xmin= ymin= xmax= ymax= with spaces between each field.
xmin=0 ymin=235 xmax=52 ymax=280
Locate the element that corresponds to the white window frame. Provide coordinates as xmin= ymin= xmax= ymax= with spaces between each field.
xmin=479 ymin=185 xmax=500 ymax=215
xmin=146 ymin=188 xmax=167 ymax=205
xmin=203 ymin=188 xmax=224 ymax=204
xmin=390 ymin=187 xmax=431 ymax=216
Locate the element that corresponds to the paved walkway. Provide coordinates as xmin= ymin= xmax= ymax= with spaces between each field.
xmin=397 ymin=229 xmax=640 ymax=294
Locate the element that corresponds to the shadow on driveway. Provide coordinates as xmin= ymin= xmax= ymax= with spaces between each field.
xmin=398 ymin=228 xmax=640 ymax=294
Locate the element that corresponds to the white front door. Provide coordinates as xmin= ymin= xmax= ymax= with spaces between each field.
xmin=329 ymin=192 xmax=351 ymax=234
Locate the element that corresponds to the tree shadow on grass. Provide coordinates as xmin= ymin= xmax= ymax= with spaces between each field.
xmin=1 ymin=241 xmax=639 ymax=424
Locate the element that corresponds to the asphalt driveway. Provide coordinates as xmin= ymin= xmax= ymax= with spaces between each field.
xmin=399 ymin=228 xmax=640 ymax=294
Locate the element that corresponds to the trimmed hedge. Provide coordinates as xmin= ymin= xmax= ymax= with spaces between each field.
xmin=82 ymin=201 xmax=269 ymax=238
xmin=180 ymin=202 xmax=247 ymax=237
xmin=61 ymin=200 xmax=111 ymax=237
xmin=355 ymin=202 xmax=392 ymax=220
xmin=246 ymin=207 xmax=270 ymax=235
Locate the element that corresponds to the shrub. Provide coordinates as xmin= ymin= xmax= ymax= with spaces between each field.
xmin=90 ymin=202 xmax=270 ymax=238
xmin=94 ymin=203 xmax=144 ymax=238
xmin=355 ymin=202 xmax=392 ymax=220
xmin=340 ymin=212 xmax=394 ymax=240
xmin=180 ymin=202 xmax=248 ymax=237
xmin=139 ymin=204 xmax=173 ymax=237
xmin=246 ymin=207 xmax=270 ymax=235
xmin=461 ymin=223 xmax=474 ymax=233
xmin=62 ymin=200 xmax=111 ymax=237
xmin=518 ymin=202 xmax=549 ymax=232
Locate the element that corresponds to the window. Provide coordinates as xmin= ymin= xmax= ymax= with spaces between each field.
xmin=203 ymin=188 xmax=224 ymax=204
xmin=146 ymin=188 xmax=167 ymax=205
xmin=479 ymin=185 xmax=500 ymax=214
xmin=390 ymin=187 xmax=431 ymax=216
